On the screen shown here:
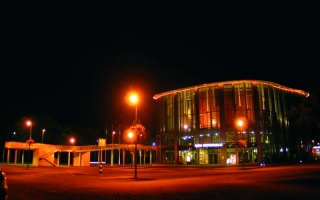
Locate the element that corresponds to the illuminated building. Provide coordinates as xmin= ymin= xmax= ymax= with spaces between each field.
xmin=153 ymin=80 xmax=309 ymax=165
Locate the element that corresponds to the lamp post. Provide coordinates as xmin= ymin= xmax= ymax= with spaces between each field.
xmin=128 ymin=131 xmax=134 ymax=168
xmin=70 ymin=138 xmax=75 ymax=146
xmin=111 ymin=127 xmax=115 ymax=167
xmin=26 ymin=120 xmax=33 ymax=169
xmin=70 ymin=137 xmax=75 ymax=166
xmin=118 ymin=125 xmax=121 ymax=165
xmin=237 ymin=120 xmax=244 ymax=169
xmin=42 ymin=129 xmax=46 ymax=144
xmin=105 ymin=124 xmax=108 ymax=165
xmin=130 ymin=94 xmax=138 ymax=124
xmin=129 ymin=93 xmax=138 ymax=178
xmin=26 ymin=121 xmax=32 ymax=140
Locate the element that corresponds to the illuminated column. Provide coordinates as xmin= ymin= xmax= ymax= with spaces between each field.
xmin=68 ymin=152 xmax=70 ymax=167
xmin=14 ymin=149 xmax=17 ymax=165
xmin=122 ymin=148 xmax=125 ymax=166
xmin=22 ymin=151 xmax=24 ymax=164
xmin=173 ymin=92 xmax=179 ymax=164
xmin=57 ymin=152 xmax=60 ymax=166
xmin=132 ymin=151 xmax=135 ymax=168
xmin=139 ymin=150 xmax=141 ymax=165
xmin=6 ymin=149 xmax=10 ymax=165
xmin=144 ymin=150 xmax=146 ymax=165
xmin=218 ymin=84 xmax=227 ymax=164
xmin=150 ymin=151 xmax=152 ymax=165
xmin=195 ymin=89 xmax=200 ymax=165
xmin=252 ymin=83 xmax=262 ymax=163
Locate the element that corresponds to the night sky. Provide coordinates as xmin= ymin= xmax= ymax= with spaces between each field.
xmin=1 ymin=2 xmax=319 ymax=136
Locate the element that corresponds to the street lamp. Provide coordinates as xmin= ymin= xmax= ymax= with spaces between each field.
xmin=26 ymin=120 xmax=33 ymax=169
xmin=70 ymin=137 xmax=75 ymax=166
xmin=130 ymin=94 xmax=138 ymax=124
xmin=26 ymin=121 xmax=32 ymax=140
xmin=237 ymin=119 xmax=244 ymax=169
xmin=42 ymin=129 xmax=46 ymax=144
xmin=105 ymin=124 xmax=108 ymax=165
xmin=111 ymin=129 xmax=115 ymax=166
xmin=70 ymin=138 xmax=75 ymax=146
xmin=119 ymin=125 xmax=121 ymax=165
xmin=128 ymin=131 xmax=134 ymax=168
xmin=128 ymin=131 xmax=134 ymax=144
xmin=129 ymin=93 xmax=138 ymax=178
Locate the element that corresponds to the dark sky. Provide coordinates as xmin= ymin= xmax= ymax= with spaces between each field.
xmin=1 ymin=2 xmax=319 ymax=135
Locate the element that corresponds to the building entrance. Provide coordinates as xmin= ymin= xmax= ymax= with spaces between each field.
xmin=209 ymin=153 xmax=218 ymax=164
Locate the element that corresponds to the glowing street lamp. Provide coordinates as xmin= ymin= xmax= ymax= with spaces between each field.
xmin=42 ymin=129 xmax=46 ymax=144
xmin=128 ymin=130 xmax=134 ymax=168
xmin=237 ymin=120 xmax=243 ymax=129
xmin=26 ymin=120 xmax=33 ymax=169
xmin=26 ymin=120 xmax=32 ymax=140
xmin=128 ymin=131 xmax=134 ymax=143
xmin=129 ymin=93 xmax=139 ymax=178
xmin=130 ymin=93 xmax=138 ymax=124
xmin=70 ymin=138 xmax=75 ymax=146
xmin=111 ymin=129 xmax=115 ymax=166
xmin=118 ymin=125 xmax=121 ymax=165
xmin=237 ymin=119 xmax=244 ymax=169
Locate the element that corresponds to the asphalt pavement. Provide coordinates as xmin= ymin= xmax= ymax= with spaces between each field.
xmin=1 ymin=161 xmax=319 ymax=200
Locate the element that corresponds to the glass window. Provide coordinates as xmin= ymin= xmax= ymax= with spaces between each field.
xmin=245 ymin=83 xmax=254 ymax=123
xmin=210 ymin=86 xmax=220 ymax=129
xmin=164 ymin=94 xmax=174 ymax=133
xmin=224 ymin=84 xmax=234 ymax=127
xmin=199 ymin=88 xmax=210 ymax=129
xmin=178 ymin=90 xmax=195 ymax=133
xmin=226 ymin=132 xmax=235 ymax=142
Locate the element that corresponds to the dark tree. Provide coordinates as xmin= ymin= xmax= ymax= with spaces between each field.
xmin=289 ymin=87 xmax=320 ymax=160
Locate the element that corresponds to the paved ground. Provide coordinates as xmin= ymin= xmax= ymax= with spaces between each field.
xmin=1 ymin=162 xmax=319 ymax=200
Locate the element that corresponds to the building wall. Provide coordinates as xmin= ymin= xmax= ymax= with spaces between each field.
xmin=154 ymin=80 xmax=308 ymax=165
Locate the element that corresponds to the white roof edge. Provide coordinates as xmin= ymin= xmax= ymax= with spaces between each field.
xmin=153 ymin=80 xmax=309 ymax=99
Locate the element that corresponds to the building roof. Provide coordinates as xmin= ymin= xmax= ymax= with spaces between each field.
xmin=153 ymin=80 xmax=309 ymax=99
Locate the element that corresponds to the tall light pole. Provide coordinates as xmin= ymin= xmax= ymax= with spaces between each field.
xmin=42 ymin=129 xmax=45 ymax=144
xmin=237 ymin=120 xmax=244 ymax=169
xmin=130 ymin=94 xmax=138 ymax=124
xmin=26 ymin=121 xmax=32 ymax=140
xmin=111 ymin=125 xmax=115 ymax=167
xmin=104 ymin=124 xmax=108 ymax=166
xmin=70 ymin=137 xmax=75 ymax=166
xmin=128 ymin=131 xmax=134 ymax=168
xmin=128 ymin=131 xmax=134 ymax=144
xmin=70 ymin=138 xmax=75 ymax=146
xmin=26 ymin=120 xmax=33 ymax=169
xmin=119 ymin=125 xmax=121 ymax=165
xmin=129 ymin=93 xmax=138 ymax=178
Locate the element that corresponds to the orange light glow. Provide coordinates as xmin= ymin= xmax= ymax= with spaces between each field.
xmin=129 ymin=94 xmax=138 ymax=104
xmin=235 ymin=117 xmax=248 ymax=130
xmin=128 ymin=132 xmax=134 ymax=138
xmin=26 ymin=121 xmax=32 ymax=126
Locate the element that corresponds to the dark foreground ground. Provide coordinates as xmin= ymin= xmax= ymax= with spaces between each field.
xmin=1 ymin=162 xmax=320 ymax=200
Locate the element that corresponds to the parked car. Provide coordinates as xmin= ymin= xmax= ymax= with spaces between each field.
xmin=0 ymin=168 xmax=8 ymax=200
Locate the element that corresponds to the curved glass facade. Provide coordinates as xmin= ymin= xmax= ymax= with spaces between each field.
xmin=154 ymin=80 xmax=308 ymax=165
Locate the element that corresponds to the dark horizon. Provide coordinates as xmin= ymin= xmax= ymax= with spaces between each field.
xmin=1 ymin=2 xmax=319 ymax=137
